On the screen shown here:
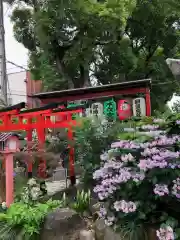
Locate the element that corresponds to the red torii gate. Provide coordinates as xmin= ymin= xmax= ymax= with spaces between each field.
xmin=0 ymin=102 xmax=84 ymax=189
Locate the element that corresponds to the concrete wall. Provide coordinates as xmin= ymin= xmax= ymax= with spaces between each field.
xmin=6 ymin=71 xmax=42 ymax=107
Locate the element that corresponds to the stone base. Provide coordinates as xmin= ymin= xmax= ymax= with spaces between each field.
xmin=41 ymin=208 xmax=86 ymax=240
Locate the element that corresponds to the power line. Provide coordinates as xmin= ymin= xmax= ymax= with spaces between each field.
xmin=6 ymin=60 xmax=28 ymax=71
xmin=7 ymin=65 xmax=28 ymax=70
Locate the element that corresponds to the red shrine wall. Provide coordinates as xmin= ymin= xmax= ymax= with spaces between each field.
xmin=25 ymin=72 xmax=151 ymax=117
xmin=39 ymin=89 xmax=151 ymax=118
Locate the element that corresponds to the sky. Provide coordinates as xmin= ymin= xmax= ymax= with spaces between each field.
xmin=3 ymin=3 xmax=180 ymax=106
xmin=4 ymin=3 xmax=28 ymax=74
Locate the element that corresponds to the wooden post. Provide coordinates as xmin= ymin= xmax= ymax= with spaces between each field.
xmin=67 ymin=113 xmax=76 ymax=186
xmin=27 ymin=123 xmax=33 ymax=178
xmin=145 ymin=88 xmax=151 ymax=116
xmin=5 ymin=153 xmax=14 ymax=207
xmin=37 ymin=116 xmax=46 ymax=178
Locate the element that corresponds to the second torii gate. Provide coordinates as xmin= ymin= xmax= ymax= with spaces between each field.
xmin=0 ymin=102 xmax=84 ymax=186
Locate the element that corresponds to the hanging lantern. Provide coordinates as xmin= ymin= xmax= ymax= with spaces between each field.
xmin=132 ymin=97 xmax=146 ymax=117
xmin=104 ymin=99 xmax=117 ymax=120
xmin=91 ymin=102 xmax=104 ymax=118
xmin=118 ymin=99 xmax=132 ymax=120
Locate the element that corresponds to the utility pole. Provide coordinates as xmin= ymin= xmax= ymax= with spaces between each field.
xmin=0 ymin=0 xmax=7 ymax=105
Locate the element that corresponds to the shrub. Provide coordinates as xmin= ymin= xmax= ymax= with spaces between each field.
xmin=70 ymin=190 xmax=91 ymax=215
xmin=73 ymin=118 xmax=126 ymax=186
xmin=93 ymin=116 xmax=180 ymax=239
xmin=0 ymin=178 xmax=62 ymax=239
xmin=0 ymin=199 xmax=62 ymax=239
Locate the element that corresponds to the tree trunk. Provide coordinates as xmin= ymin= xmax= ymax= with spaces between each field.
xmin=83 ymin=69 xmax=91 ymax=87
xmin=79 ymin=64 xmax=91 ymax=88
xmin=56 ymin=57 xmax=74 ymax=89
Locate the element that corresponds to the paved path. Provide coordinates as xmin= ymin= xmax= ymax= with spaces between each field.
xmin=46 ymin=180 xmax=70 ymax=196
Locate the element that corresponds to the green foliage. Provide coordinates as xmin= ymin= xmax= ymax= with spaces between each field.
xmin=73 ymin=118 xmax=125 ymax=186
xmin=0 ymin=178 xmax=62 ymax=240
xmin=117 ymin=221 xmax=148 ymax=240
xmin=0 ymin=199 xmax=61 ymax=240
xmin=14 ymin=174 xmax=28 ymax=199
xmin=10 ymin=0 xmax=180 ymax=110
xmin=93 ymin=115 xmax=180 ymax=238
xmin=95 ymin=0 xmax=180 ymax=111
xmin=11 ymin=0 xmax=135 ymax=89
xmin=71 ymin=190 xmax=91 ymax=215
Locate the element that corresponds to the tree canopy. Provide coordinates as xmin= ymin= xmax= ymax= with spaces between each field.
xmin=10 ymin=0 xmax=180 ymax=111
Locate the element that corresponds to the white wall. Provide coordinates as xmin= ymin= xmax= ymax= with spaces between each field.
xmin=7 ymin=71 xmax=27 ymax=105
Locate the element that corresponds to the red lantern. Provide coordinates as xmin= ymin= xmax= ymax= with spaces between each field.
xmin=118 ymin=99 xmax=132 ymax=120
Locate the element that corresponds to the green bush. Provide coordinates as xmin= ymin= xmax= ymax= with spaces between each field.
xmin=0 ymin=178 xmax=62 ymax=240
xmin=0 ymin=199 xmax=62 ymax=240
xmin=70 ymin=190 xmax=91 ymax=215
xmin=73 ymin=118 xmax=132 ymax=186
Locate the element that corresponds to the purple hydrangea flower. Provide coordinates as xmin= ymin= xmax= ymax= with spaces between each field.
xmin=114 ymin=200 xmax=137 ymax=213
xmin=172 ymin=178 xmax=180 ymax=198
xmin=154 ymin=184 xmax=169 ymax=196
xmin=156 ymin=226 xmax=174 ymax=240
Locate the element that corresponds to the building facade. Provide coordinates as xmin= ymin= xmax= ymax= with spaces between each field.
xmin=7 ymin=71 xmax=27 ymax=105
xmin=7 ymin=71 xmax=42 ymax=107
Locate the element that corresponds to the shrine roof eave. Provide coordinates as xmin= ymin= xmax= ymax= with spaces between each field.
xmin=31 ymin=79 xmax=151 ymax=101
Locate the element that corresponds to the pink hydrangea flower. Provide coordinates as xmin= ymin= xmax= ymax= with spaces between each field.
xmin=156 ymin=226 xmax=174 ymax=240
xmin=154 ymin=184 xmax=169 ymax=196
xmin=114 ymin=200 xmax=137 ymax=213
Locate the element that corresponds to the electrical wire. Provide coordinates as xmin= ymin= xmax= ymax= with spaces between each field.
xmin=7 ymin=65 xmax=28 ymax=70
xmin=6 ymin=60 xmax=28 ymax=71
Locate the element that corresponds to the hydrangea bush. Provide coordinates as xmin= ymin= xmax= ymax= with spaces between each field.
xmin=93 ymin=116 xmax=180 ymax=240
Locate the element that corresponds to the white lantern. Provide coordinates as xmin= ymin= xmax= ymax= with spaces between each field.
xmin=91 ymin=102 xmax=103 ymax=118
xmin=132 ymin=98 xmax=146 ymax=117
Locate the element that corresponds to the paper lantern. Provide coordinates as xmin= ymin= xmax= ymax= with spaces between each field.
xmin=104 ymin=99 xmax=117 ymax=120
xmin=91 ymin=102 xmax=104 ymax=118
xmin=118 ymin=99 xmax=132 ymax=120
xmin=132 ymin=98 xmax=146 ymax=117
